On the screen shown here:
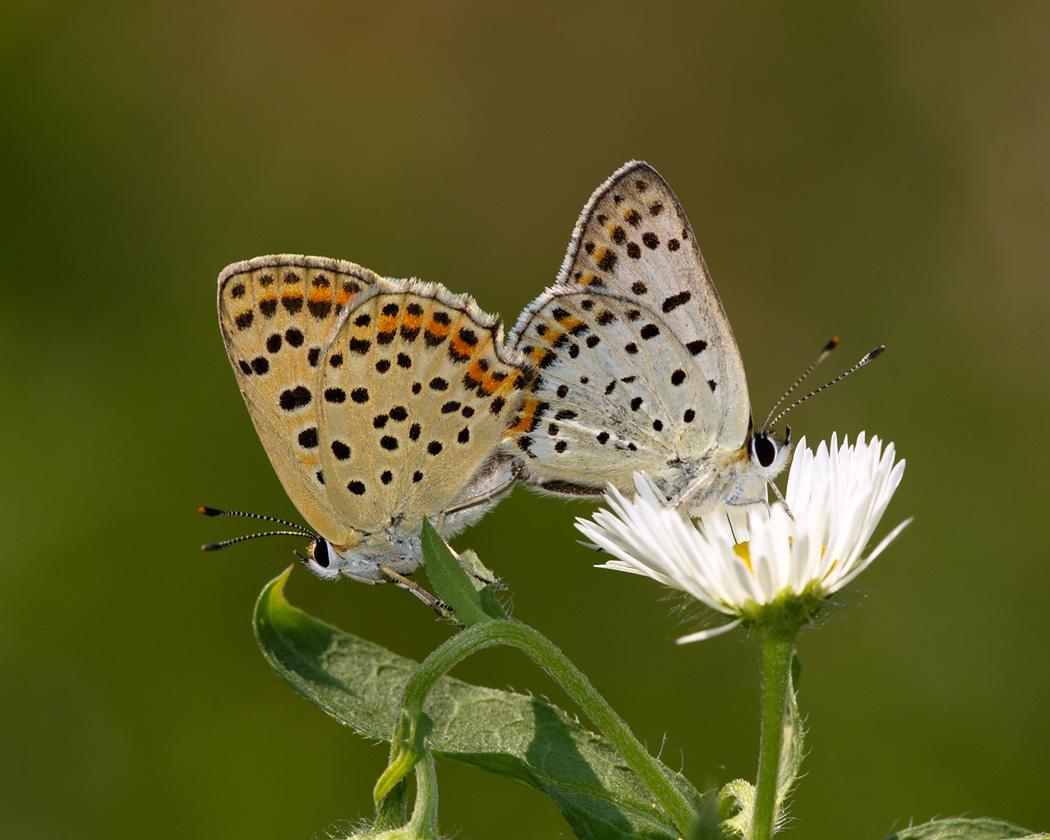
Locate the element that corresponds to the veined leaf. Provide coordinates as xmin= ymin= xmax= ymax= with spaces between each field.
xmin=882 ymin=817 xmax=1044 ymax=840
xmin=255 ymin=568 xmax=702 ymax=840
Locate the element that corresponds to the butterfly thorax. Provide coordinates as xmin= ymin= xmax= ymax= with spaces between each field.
xmin=317 ymin=528 xmax=425 ymax=582
xmin=670 ymin=425 xmax=792 ymax=515
xmin=656 ymin=442 xmax=749 ymax=510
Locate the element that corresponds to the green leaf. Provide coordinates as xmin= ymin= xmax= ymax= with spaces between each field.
xmin=454 ymin=546 xmax=498 ymax=583
xmin=881 ymin=817 xmax=1043 ymax=840
xmin=420 ymin=520 xmax=491 ymax=626
xmin=478 ymin=582 xmax=510 ymax=621
xmin=774 ymin=666 xmax=803 ymax=822
xmin=255 ymin=569 xmax=703 ymax=840
xmin=456 ymin=547 xmax=510 ymax=620
xmin=717 ymin=779 xmax=753 ymax=839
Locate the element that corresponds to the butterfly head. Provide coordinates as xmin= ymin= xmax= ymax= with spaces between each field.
xmin=747 ymin=340 xmax=886 ymax=494
xmin=749 ymin=424 xmax=793 ymax=482
xmin=722 ymin=421 xmax=793 ymax=511
xmin=304 ymin=530 xmax=428 ymax=584
xmin=298 ymin=539 xmax=342 ymax=580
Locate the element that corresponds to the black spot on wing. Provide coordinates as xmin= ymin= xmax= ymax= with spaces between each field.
xmin=331 ymin=440 xmax=351 ymax=460
xmin=279 ymin=386 xmax=311 ymax=411
xmin=662 ymin=291 xmax=691 ymax=312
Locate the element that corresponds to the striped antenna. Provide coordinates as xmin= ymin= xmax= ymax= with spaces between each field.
xmin=199 ymin=506 xmax=316 ymax=551
xmin=765 ymin=345 xmax=885 ymax=431
xmin=763 ymin=337 xmax=839 ymax=429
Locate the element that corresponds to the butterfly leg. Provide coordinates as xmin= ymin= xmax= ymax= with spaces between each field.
xmin=724 ymin=482 xmax=794 ymax=521
xmin=724 ymin=494 xmax=767 ymax=507
xmin=377 ymin=564 xmax=453 ymax=616
xmin=441 ymin=455 xmax=520 ymax=517
xmin=457 ymin=557 xmax=497 ymax=587
xmin=668 ymin=470 xmax=717 ymax=513
xmin=723 ymin=481 xmax=783 ymax=509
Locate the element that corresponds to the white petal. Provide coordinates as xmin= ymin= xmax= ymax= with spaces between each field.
xmin=676 ymin=618 xmax=743 ymax=643
xmin=574 ymin=433 xmax=907 ymax=640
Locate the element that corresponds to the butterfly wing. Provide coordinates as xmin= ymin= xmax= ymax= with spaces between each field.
xmin=510 ymin=288 xmax=722 ymax=495
xmin=509 ymin=162 xmax=753 ymax=500
xmin=217 ymin=255 xmax=377 ymax=545
xmin=316 ymin=278 xmax=532 ymax=541
xmin=557 ymin=161 xmax=751 ymax=443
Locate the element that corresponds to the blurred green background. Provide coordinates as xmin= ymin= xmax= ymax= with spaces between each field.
xmin=4 ymin=2 xmax=1049 ymax=838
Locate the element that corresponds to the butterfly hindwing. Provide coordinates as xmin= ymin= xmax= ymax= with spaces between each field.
xmin=317 ymin=278 xmax=533 ymax=537
xmin=511 ymin=289 xmax=724 ymax=493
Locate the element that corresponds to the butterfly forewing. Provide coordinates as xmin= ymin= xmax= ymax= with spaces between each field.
xmin=317 ymin=279 xmax=532 ymax=536
xmin=508 ymin=162 xmax=763 ymax=506
xmin=555 ymin=160 xmax=751 ymax=445
xmin=217 ymin=255 xmax=378 ymax=545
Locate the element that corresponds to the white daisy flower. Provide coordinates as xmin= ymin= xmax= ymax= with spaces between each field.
xmin=576 ymin=434 xmax=909 ymax=643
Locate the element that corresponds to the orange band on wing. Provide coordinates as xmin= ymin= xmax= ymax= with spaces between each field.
xmin=507 ymin=396 xmax=547 ymax=435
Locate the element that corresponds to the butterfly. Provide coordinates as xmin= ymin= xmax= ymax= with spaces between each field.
xmin=206 ymin=255 xmax=533 ymax=585
xmin=506 ymin=161 xmax=794 ymax=516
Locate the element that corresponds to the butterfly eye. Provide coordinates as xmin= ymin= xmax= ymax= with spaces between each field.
xmin=293 ymin=540 xmax=340 ymax=580
xmin=309 ymin=540 xmax=331 ymax=569
xmin=752 ymin=434 xmax=777 ymax=469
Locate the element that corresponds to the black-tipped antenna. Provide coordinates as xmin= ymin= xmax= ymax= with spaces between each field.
xmin=763 ymin=338 xmax=840 ymax=430
xmin=765 ymin=345 xmax=885 ymax=430
xmin=198 ymin=505 xmax=316 ymax=551
xmin=199 ymin=506 xmax=307 ymax=529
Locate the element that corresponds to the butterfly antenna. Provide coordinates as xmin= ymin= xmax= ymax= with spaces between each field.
xmin=762 ymin=337 xmax=839 ymax=429
xmin=765 ymin=345 xmax=885 ymax=430
xmin=202 ymin=531 xmax=315 ymax=551
xmin=199 ymin=505 xmax=316 ymax=551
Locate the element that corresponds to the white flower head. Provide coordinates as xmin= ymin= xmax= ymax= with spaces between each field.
xmin=576 ymin=433 xmax=909 ymax=643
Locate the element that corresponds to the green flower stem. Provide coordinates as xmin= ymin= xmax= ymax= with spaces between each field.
xmin=372 ymin=750 xmax=440 ymax=838
xmin=404 ymin=749 xmax=440 ymax=838
xmin=749 ymin=629 xmax=796 ymax=840
xmin=376 ymin=708 xmax=434 ymax=807
xmin=397 ymin=619 xmax=697 ymax=836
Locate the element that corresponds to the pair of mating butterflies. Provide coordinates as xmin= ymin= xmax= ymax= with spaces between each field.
xmin=207 ymin=161 xmax=850 ymax=585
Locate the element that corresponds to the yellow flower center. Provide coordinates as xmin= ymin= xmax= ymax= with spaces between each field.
xmin=733 ymin=541 xmax=752 ymax=570
xmin=733 ymin=540 xmax=837 ymax=587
